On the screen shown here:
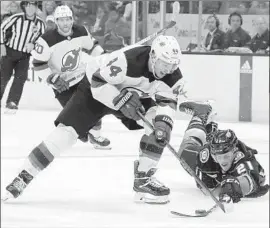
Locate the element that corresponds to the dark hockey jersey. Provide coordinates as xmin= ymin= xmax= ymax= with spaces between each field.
xmin=196 ymin=140 xmax=267 ymax=197
xmin=86 ymin=45 xmax=184 ymax=119
xmin=31 ymin=25 xmax=100 ymax=86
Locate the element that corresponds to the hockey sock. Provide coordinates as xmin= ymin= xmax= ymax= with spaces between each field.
xmin=21 ymin=124 xmax=78 ymax=176
xmin=138 ymin=134 xmax=164 ymax=173
xmin=184 ymin=116 xmax=207 ymax=146
xmin=178 ymin=116 xmax=206 ymax=158
xmin=89 ymin=120 xmax=102 ymax=138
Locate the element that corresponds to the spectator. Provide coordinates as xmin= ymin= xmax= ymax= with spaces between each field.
xmin=248 ymin=1 xmax=269 ymax=15
xmin=0 ymin=1 xmax=45 ymax=113
xmin=203 ymin=15 xmax=225 ymax=51
xmin=219 ymin=1 xmax=249 ymax=14
xmin=223 ymin=12 xmax=251 ymax=50
xmin=8 ymin=1 xmax=21 ymax=15
xmin=1 ymin=1 xmax=21 ymax=23
xmin=45 ymin=15 xmax=56 ymax=31
xmin=246 ymin=17 xmax=269 ymax=53
xmin=91 ymin=5 xmax=108 ymax=36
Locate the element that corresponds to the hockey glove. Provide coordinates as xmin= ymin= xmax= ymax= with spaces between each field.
xmin=153 ymin=115 xmax=173 ymax=146
xmin=113 ymin=89 xmax=145 ymax=121
xmin=219 ymin=176 xmax=243 ymax=203
xmin=47 ymin=73 xmax=70 ymax=93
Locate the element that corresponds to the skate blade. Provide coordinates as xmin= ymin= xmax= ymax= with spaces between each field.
xmin=1 ymin=191 xmax=15 ymax=202
xmin=93 ymin=145 xmax=112 ymax=150
xmin=134 ymin=192 xmax=169 ymax=204
xmin=4 ymin=109 xmax=17 ymax=115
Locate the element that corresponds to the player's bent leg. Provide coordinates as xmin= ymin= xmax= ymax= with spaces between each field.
xmin=133 ymin=107 xmax=170 ymax=204
xmin=3 ymin=124 xmax=78 ymax=201
xmin=178 ymin=116 xmax=207 ymax=175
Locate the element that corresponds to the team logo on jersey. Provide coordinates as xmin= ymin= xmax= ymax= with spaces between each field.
xmin=200 ymin=148 xmax=210 ymax=163
xmin=233 ymin=151 xmax=245 ymax=164
xmin=61 ymin=48 xmax=81 ymax=72
xmin=32 ymin=25 xmax=38 ymax=34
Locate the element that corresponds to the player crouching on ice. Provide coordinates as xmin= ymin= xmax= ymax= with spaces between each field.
xmin=32 ymin=5 xmax=110 ymax=149
xmin=178 ymin=101 xmax=269 ymax=210
xmin=3 ymin=35 xmax=185 ymax=204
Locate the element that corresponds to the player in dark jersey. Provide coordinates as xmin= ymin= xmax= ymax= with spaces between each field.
xmin=178 ymin=102 xmax=269 ymax=210
xmin=31 ymin=5 xmax=111 ymax=150
xmin=3 ymin=35 xmax=185 ymax=204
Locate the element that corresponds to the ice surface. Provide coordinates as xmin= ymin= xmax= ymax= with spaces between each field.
xmin=1 ymin=110 xmax=269 ymax=228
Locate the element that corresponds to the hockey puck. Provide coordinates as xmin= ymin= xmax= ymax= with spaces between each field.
xmin=195 ymin=209 xmax=207 ymax=214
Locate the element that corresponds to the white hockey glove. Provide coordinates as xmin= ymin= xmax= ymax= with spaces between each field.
xmin=47 ymin=73 xmax=70 ymax=93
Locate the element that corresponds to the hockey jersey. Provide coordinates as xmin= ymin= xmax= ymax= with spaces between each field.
xmin=86 ymin=45 xmax=184 ymax=119
xmin=31 ymin=25 xmax=101 ymax=87
xmin=196 ymin=140 xmax=267 ymax=197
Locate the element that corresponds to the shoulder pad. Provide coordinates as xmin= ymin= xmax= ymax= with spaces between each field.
xmin=73 ymin=25 xmax=88 ymax=36
xmin=31 ymin=37 xmax=51 ymax=61
xmin=98 ymin=51 xmax=127 ymax=84
xmin=199 ymin=147 xmax=210 ymax=164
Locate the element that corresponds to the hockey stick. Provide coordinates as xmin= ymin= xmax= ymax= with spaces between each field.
xmin=136 ymin=111 xmax=225 ymax=213
xmin=136 ymin=1 xmax=180 ymax=45
xmin=171 ymin=203 xmax=219 ymax=218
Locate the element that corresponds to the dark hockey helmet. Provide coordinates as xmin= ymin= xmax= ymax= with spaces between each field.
xmin=20 ymin=1 xmax=38 ymax=11
xmin=210 ymin=129 xmax=238 ymax=155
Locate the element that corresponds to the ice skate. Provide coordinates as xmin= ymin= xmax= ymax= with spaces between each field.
xmin=2 ymin=170 xmax=33 ymax=202
xmin=88 ymin=132 xmax=112 ymax=150
xmin=133 ymin=160 xmax=170 ymax=204
xmin=179 ymin=101 xmax=212 ymax=124
xmin=4 ymin=102 xmax=18 ymax=114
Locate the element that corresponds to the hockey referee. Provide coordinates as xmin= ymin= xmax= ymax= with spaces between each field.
xmin=0 ymin=1 xmax=45 ymax=112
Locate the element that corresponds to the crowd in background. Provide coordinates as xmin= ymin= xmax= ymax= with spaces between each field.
xmin=0 ymin=1 xmax=269 ymax=52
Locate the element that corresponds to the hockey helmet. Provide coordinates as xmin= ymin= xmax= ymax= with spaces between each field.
xmin=210 ymin=129 xmax=238 ymax=155
xmin=150 ymin=35 xmax=181 ymax=65
xmin=54 ymin=5 xmax=73 ymax=20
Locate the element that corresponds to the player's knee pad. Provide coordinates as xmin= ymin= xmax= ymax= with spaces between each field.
xmin=140 ymin=133 xmax=165 ymax=161
xmin=43 ymin=124 xmax=78 ymax=157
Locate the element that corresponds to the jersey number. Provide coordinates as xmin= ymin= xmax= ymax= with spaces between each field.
xmin=236 ymin=161 xmax=254 ymax=175
xmin=35 ymin=43 xmax=44 ymax=54
xmin=107 ymin=57 xmax=122 ymax=77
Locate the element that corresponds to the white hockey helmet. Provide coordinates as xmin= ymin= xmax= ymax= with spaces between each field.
xmin=150 ymin=35 xmax=182 ymax=66
xmin=54 ymin=5 xmax=73 ymax=20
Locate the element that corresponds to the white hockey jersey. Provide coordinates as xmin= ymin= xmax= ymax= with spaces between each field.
xmin=86 ymin=45 xmax=184 ymax=119
xmin=31 ymin=25 xmax=101 ymax=87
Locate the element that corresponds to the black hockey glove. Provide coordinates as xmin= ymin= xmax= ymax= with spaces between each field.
xmin=153 ymin=115 xmax=173 ymax=146
xmin=47 ymin=73 xmax=69 ymax=93
xmin=113 ymin=89 xmax=145 ymax=121
xmin=219 ymin=176 xmax=243 ymax=203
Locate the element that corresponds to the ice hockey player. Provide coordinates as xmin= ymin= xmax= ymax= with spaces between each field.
xmin=3 ymin=35 xmax=185 ymax=204
xmin=31 ymin=5 xmax=111 ymax=149
xmin=178 ymin=102 xmax=269 ymax=210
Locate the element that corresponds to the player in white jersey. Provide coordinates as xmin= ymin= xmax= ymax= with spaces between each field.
xmin=31 ymin=5 xmax=111 ymax=149
xmin=3 ymin=35 xmax=192 ymax=204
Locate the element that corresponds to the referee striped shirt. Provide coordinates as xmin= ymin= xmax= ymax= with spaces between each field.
xmin=0 ymin=13 xmax=45 ymax=52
